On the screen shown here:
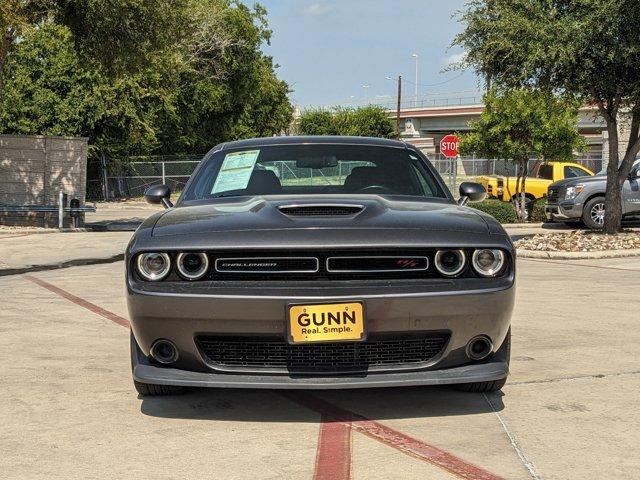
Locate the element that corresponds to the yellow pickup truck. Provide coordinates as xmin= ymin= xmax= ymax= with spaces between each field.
xmin=475 ymin=162 xmax=594 ymax=202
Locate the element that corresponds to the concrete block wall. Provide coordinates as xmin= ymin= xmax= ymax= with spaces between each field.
xmin=0 ymin=134 xmax=89 ymax=227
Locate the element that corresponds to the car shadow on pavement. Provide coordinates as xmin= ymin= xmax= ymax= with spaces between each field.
xmin=140 ymin=385 xmax=504 ymax=422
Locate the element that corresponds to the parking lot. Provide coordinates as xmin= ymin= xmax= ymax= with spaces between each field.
xmin=1 ymin=231 xmax=639 ymax=480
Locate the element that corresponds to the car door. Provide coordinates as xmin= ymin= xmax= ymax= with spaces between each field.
xmin=622 ymin=161 xmax=640 ymax=214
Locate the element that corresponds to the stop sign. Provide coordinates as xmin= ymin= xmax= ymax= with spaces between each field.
xmin=440 ymin=134 xmax=460 ymax=158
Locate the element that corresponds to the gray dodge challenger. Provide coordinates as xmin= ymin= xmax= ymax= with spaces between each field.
xmin=127 ymin=136 xmax=515 ymax=396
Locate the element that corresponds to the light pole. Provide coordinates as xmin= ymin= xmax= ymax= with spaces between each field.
xmin=412 ymin=53 xmax=419 ymax=107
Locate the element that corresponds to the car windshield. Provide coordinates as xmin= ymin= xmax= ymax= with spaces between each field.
xmin=181 ymin=144 xmax=448 ymax=201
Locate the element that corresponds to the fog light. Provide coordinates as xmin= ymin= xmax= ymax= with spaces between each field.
xmin=472 ymin=249 xmax=505 ymax=277
xmin=466 ymin=336 xmax=493 ymax=361
xmin=150 ymin=339 xmax=179 ymax=364
xmin=434 ymin=249 xmax=466 ymax=277
xmin=136 ymin=252 xmax=171 ymax=281
xmin=177 ymin=252 xmax=209 ymax=280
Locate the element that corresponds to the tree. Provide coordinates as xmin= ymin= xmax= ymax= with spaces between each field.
xmin=297 ymin=110 xmax=337 ymax=135
xmin=298 ymin=106 xmax=396 ymax=138
xmin=0 ymin=0 xmax=53 ymax=104
xmin=0 ymin=22 xmax=168 ymax=158
xmin=454 ymin=0 xmax=640 ymax=233
xmin=54 ymin=0 xmax=188 ymax=77
xmin=459 ymin=89 xmax=585 ymax=221
xmin=157 ymin=1 xmax=292 ymax=152
xmin=1 ymin=1 xmax=293 ymax=160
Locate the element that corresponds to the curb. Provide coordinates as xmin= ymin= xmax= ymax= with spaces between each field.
xmin=0 ymin=228 xmax=90 ymax=235
xmin=503 ymin=223 xmax=545 ymax=229
xmin=516 ymin=248 xmax=640 ymax=260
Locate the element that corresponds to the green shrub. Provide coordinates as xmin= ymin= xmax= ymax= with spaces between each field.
xmin=297 ymin=106 xmax=396 ymax=138
xmin=531 ymin=200 xmax=547 ymax=222
xmin=470 ymin=199 xmax=547 ymax=223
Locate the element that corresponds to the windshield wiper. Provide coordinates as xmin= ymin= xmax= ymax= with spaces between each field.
xmin=209 ymin=192 xmax=243 ymax=199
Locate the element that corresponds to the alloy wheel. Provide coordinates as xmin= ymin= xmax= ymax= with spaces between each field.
xmin=590 ymin=203 xmax=605 ymax=225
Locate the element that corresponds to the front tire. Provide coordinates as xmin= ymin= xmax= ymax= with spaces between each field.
xmin=454 ymin=377 xmax=507 ymax=393
xmin=133 ymin=380 xmax=185 ymax=396
xmin=582 ymin=196 xmax=606 ymax=229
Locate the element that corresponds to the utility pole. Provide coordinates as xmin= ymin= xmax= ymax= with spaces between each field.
xmin=412 ymin=53 xmax=419 ymax=107
xmin=396 ymin=75 xmax=402 ymax=138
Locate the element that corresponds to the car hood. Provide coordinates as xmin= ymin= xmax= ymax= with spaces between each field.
xmin=151 ymin=196 xmax=491 ymax=237
xmin=550 ymin=175 xmax=605 ymax=189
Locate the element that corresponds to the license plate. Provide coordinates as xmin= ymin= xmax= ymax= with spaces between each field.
xmin=287 ymin=302 xmax=365 ymax=344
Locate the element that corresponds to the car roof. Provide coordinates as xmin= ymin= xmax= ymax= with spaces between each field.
xmin=218 ymin=136 xmax=408 ymax=150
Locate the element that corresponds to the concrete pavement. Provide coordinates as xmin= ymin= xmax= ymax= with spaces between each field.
xmin=84 ymin=201 xmax=161 ymax=231
xmin=0 ymin=231 xmax=131 ymax=274
xmin=1 ymin=236 xmax=639 ymax=478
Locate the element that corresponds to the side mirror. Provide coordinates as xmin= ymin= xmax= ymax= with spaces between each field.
xmin=458 ymin=182 xmax=487 ymax=206
xmin=145 ymin=184 xmax=173 ymax=209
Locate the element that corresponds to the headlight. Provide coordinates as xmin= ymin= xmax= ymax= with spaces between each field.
xmin=434 ymin=249 xmax=466 ymax=277
xmin=472 ymin=249 xmax=505 ymax=277
xmin=565 ymin=185 xmax=584 ymax=200
xmin=176 ymin=252 xmax=209 ymax=280
xmin=136 ymin=252 xmax=171 ymax=281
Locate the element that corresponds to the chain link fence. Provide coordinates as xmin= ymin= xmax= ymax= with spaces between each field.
xmin=87 ymin=155 xmax=204 ymax=200
xmin=87 ymin=154 xmax=602 ymax=201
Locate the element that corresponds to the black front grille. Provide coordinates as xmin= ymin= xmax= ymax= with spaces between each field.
xmin=195 ymin=333 xmax=449 ymax=373
xmin=279 ymin=205 xmax=363 ymax=216
xmin=327 ymin=256 xmax=428 ymax=272
xmin=547 ymin=188 xmax=560 ymax=203
xmin=203 ymin=249 xmax=443 ymax=281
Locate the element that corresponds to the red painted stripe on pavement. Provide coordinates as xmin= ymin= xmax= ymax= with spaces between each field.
xmin=314 ymin=415 xmax=352 ymax=480
xmin=282 ymin=392 xmax=503 ymax=480
xmin=23 ymin=274 xmax=130 ymax=328
xmin=22 ymin=274 xmax=500 ymax=479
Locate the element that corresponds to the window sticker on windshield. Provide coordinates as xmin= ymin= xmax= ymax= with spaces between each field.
xmin=211 ymin=150 xmax=260 ymax=194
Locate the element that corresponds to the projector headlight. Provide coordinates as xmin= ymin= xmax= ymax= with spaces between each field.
xmin=434 ymin=249 xmax=466 ymax=277
xmin=471 ymin=249 xmax=506 ymax=277
xmin=136 ymin=252 xmax=171 ymax=281
xmin=176 ymin=252 xmax=209 ymax=280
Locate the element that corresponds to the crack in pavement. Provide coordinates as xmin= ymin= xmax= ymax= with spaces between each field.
xmin=518 ymin=258 xmax=640 ymax=272
xmin=0 ymin=254 xmax=124 ymax=277
xmin=509 ymin=370 xmax=640 ymax=386
xmin=483 ymin=393 xmax=541 ymax=480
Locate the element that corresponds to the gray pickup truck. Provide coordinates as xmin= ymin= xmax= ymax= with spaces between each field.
xmin=545 ymin=159 xmax=640 ymax=229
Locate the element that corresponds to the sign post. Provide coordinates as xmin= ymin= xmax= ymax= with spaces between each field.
xmin=440 ymin=134 xmax=460 ymax=193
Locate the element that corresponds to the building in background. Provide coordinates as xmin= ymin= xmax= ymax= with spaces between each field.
xmin=395 ymin=103 xmax=606 ymax=169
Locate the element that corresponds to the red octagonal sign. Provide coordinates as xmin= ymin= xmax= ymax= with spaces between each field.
xmin=440 ymin=134 xmax=460 ymax=158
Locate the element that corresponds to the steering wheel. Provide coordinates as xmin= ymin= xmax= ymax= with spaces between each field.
xmin=355 ymin=185 xmax=398 ymax=194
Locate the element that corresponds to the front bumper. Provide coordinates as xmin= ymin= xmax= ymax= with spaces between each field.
xmin=545 ymin=201 xmax=583 ymax=221
xmin=127 ymin=275 xmax=515 ymax=388
xmin=131 ymin=333 xmax=509 ymax=389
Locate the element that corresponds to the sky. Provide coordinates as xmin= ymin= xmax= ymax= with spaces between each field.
xmin=254 ymin=0 xmax=480 ymax=108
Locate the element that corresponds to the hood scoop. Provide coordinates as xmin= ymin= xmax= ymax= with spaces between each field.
xmin=278 ymin=204 xmax=364 ymax=217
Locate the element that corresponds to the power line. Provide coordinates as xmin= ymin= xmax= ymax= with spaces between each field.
xmin=402 ymin=71 xmax=465 ymax=88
